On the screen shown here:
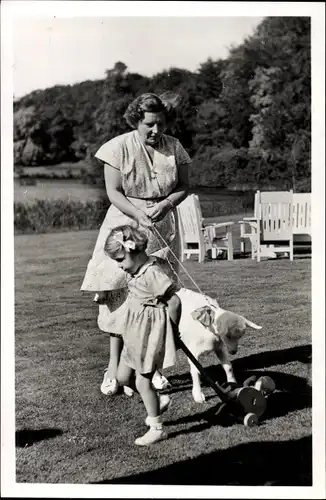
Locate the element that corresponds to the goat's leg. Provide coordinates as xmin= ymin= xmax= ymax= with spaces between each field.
xmin=214 ymin=344 xmax=237 ymax=384
xmin=188 ymin=359 xmax=206 ymax=403
xmin=223 ymin=363 xmax=237 ymax=384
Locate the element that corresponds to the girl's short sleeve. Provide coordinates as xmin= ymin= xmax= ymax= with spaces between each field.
xmin=175 ymin=139 xmax=191 ymax=167
xmin=94 ymin=137 xmax=123 ymax=171
xmin=146 ymin=265 xmax=176 ymax=299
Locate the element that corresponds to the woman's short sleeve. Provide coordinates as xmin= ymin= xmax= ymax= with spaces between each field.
xmin=146 ymin=265 xmax=176 ymax=299
xmin=175 ymin=139 xmax=191 ymax=167
xmin=94 ymin=137 xmax=123 ymax=170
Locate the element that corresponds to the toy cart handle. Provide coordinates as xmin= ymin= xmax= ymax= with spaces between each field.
xmin=175 ymin=337 xmax=234 ymax=403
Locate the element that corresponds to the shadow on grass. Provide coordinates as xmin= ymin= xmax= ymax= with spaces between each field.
xmin=232 ymin=343 xmax=311 ymax=371
xmin=163 ymin=344 xmax=311 ymax=427
xmin=207 ymin=245 xmax=311 ymax=261
xmin=93 ymin=435 xmax=311 ymax=486
xmin=15 ymin=428 xmax=64 ymax=448
xmin=167 ymin=343 xmax=311 ymax=391
xmin=163 ymin=371 xmax=311 ymax=431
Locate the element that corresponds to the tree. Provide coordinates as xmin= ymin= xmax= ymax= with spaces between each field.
xmin=13 ymin=19 xmax=311 ymax=191
xmin=14 ymin=106 xmax=37 ymax=141
xmin=248 ymin=17 xmax=311 ymax=187
xmin=105 ymin=61 xmax=127 ymax=78
xmin=196 ymin=58 xmax=226 ymax=100
xmin=14 ymin=106 xmax=47 ymax=165
xmin=45 ymin=110 xmax=76 ymax=163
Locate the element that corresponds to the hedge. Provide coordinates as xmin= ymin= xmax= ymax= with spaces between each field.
xmin=14 ymin=199 xmax=108 ymax=234
xmin=14 ymin=194 xmax=254 ymax=234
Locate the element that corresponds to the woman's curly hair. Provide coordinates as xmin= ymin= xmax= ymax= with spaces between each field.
xmin=123 ymin=92 xmax=181 ymax=129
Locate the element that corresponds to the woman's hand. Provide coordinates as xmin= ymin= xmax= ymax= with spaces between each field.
xmin=145 ymin=200 xmax=172 ymax=223
xmin=134 ymin=210 xmax=154 ymax=229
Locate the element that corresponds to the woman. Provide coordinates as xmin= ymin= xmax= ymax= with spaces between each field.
xmin=81 ymin=92 xmax=191 ymax=395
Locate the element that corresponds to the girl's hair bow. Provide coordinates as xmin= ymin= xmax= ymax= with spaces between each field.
xmin=113 ymin=231 xmax=136 ymax=252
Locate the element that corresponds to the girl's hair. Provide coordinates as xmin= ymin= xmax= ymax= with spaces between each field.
xmin=104 ymin=225 xmax=148 ymax=259
xmin=123 ymin=92 xmax=181 ymax=129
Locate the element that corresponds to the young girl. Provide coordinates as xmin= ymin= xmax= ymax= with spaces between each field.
xmin=94 ymin=292 xmax=171 ymax=397
xmin=104 ymin=225 xmax=181 ymax=446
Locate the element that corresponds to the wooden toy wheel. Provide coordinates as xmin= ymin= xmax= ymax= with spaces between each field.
xmin=244 ymin=413 xmax=259 ymax=427
xmin=237 ymin=387 xmax=267 ymax=417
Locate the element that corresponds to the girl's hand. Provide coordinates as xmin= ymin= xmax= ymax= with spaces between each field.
xmin=145 ymin=200 xmax=172 ymax=222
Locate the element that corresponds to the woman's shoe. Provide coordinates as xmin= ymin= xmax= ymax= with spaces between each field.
xmin=100 ymin=370 xmax=119 ymax=395
xmin=123 ymin=386 xmax=134 ymax=397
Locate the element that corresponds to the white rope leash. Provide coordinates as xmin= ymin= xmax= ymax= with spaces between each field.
xmin=151 ymin=223 xmax=218 ymax=309
xmin=151 ymin=224 xmax=202 ymax=292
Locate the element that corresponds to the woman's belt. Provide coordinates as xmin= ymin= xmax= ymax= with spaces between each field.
xmin=127 ymin=195 xmax=169 ymax=208
xmin=128 ymin=195 xmax=167 ymax=202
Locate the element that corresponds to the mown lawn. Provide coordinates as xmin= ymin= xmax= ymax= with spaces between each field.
xmin=14 ymin=225 xmax=312 ymax=485
xmin=14 ymin=179 xmax=104 ymax=204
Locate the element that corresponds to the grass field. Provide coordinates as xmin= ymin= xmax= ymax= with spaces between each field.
xmin=14 ymin=223 xmax=312 ymax=485
xmin=14 ymin=179 xmax=105 ymax=204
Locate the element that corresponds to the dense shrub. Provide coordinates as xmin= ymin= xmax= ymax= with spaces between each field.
xmin=14 ymin=195 xmax=254 ymax=234
xmin=14 ymin=199 xmax=109 ymax=234
xmin=200 ymin=194 xmax=254 ymax=217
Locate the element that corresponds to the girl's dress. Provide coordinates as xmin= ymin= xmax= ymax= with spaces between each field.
xmin=80 ymin=130 xmax=191 ymax=334
xmin=111 ymin=257 xmax=179 ymax=374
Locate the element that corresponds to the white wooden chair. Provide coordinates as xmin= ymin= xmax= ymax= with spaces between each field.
xmin=177 ymin=194 xmax=234 ymax=262
xmin=239 ymin=190 xmax=291 ymax=259
xmin=240 ymin=191 xmax=311 ymax=258
xmin=248 ymin=190 xmax=294 ymax=262
xmin=239 ymin=191 xmax=260 ymax=257
xmin=292 ymin=193 xmax=311 ymax=243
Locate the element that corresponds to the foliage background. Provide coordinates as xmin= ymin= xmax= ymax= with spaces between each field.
xmin=14 ymin=17 xmax=311 ymax=192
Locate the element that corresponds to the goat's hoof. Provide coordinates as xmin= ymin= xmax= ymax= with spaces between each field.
xmin=193 ymin=391 xmax=206 ymax=403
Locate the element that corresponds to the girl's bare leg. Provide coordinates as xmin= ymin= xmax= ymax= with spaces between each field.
xmin=152 ymin=294 xmax=180 ymax=391
xmin=150 ymin=294 xmax=181 ymax=391
xmin=136 ymin=372 xmax=159 ymax=417
xmin=106 ymin=335 xmax=123 ymax=379
xmin=100 ymin=335 xmax=124 ymax=395
xmin=134 ymin=372 xmax=167 ymax=446
xmin=116 ymin=359 xmax=136 ymax=391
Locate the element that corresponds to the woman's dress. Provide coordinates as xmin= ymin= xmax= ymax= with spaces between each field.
xmin=80 ymin=129 xmax=191 ymax=333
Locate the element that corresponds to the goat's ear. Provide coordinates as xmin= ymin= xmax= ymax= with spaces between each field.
xmin=191 ymin=306 xmax=214 ymax=328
